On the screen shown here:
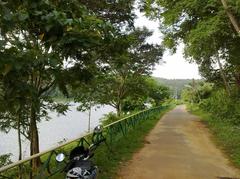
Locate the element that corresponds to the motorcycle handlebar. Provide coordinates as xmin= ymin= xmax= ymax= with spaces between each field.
xmin=89 ymin=138 xmax=106 ymax=152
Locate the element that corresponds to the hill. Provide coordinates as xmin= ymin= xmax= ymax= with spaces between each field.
xmin=153 ymin=77 xmax=202 ymax=98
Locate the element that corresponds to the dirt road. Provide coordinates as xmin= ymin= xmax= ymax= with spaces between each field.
xmin=118 ymin=105 xmax=240 ymax=179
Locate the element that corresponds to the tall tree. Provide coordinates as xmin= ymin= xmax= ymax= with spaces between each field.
xmin=145 ymin=77 xmax=170 ymax=106
xmin=82 ymin=28 xmax=164 ymax=116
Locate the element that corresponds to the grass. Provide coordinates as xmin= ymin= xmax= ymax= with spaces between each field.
xmin=187 ymin=103 xmax=240 ymax=168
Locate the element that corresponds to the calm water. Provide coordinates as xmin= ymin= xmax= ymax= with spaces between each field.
xmin=0 ymin=104 xmax=115 ymax=161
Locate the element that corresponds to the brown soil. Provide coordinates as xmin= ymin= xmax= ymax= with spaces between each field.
xmin=117 ymin=105 xmax=240 ymax=179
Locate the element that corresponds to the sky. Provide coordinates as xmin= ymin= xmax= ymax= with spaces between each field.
xmin=134 ymin=9 xmax=201 ymax=80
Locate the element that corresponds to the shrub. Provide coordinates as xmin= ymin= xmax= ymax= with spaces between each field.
xmin=100 ymin=112 xmax=120 ymax=126
xmin=0 ymin=153 xmax=12 ymax=167
xmin=199 ymin=89 xmax=240 ymax=125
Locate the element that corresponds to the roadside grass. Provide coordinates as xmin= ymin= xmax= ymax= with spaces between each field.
xmin=187 ymin=104 xmax=240 ymax=168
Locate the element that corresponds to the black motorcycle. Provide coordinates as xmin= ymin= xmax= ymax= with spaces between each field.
xmin=56 ymin=125 xmax=106 ymax=179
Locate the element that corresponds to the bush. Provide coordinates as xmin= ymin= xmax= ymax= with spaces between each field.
xmin=100 ymin=112 xmax=120 ymax=126
xmin=198 ymin=89 xmax=240 ymax=125
xmin=0 ymin=153 xmax=12 ymax=167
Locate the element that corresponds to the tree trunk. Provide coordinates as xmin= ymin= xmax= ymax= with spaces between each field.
xmin=116 ymin=102 xmax=122 ymax=117
xmin=88 ymin=106 xmax=91 ymax=133
xmin=220 ymin=0 xmax=240 ymax=34
xmin=29 ymin=104 xmax=41 ymax=177
xmin=17 ymin=113 xmax=23 ymax=179
xmin=216 ymin=55 xmax=231 ymax=96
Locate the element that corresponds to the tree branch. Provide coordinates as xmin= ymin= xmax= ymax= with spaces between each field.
xmin=221 ymin=0 xmax=240 ymax=35
xmin=38 ymin=80 xmax=55 ymax=96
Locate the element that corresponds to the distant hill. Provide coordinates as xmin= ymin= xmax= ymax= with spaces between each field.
xmin=153 ymin=77 xmax=202 ymax=98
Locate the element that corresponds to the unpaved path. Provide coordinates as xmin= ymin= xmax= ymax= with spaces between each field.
xmin=118 ymin=105 xmax=240 ymax=179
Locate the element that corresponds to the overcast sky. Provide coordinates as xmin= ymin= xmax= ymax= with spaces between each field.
xmin=134 ymin=9 xmax=201 ymax=79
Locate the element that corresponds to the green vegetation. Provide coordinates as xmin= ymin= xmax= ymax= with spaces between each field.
xmin=154 ymin=77 xmax=202 ymax=98
xmin=71 ymin=29 xmax=165 ymax=116
xmin=144 ymin=0 xmax=240 ymax=100
xmin=182 ymin=82 xmax=240 ymax=126
xmin=0 ymin=0 xmax=121 ymax=171
xmin=0 ymin=154 xmax=12 ymax=167
xmin=143 ymin=0 xmax=240 ymax=89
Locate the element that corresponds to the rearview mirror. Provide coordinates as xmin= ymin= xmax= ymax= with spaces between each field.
xmin=93 ymin=125 xmax=103 ymax=134
xmin=56 ymin=153 xmax=65 ymax=162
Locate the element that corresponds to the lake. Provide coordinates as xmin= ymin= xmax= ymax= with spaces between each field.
xmin=0 ymin=104 xmax=115 ymax=161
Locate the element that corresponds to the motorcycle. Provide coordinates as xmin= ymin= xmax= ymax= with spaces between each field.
xmin=55 ymin=125 xmax=106 ymax=179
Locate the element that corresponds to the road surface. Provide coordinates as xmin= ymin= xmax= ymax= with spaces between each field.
xmin=118 ymin=105 xmax=240 ymax=179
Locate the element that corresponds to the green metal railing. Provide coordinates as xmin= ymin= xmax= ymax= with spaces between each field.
xmin=0 ymin=105 xmax=166 ymax=178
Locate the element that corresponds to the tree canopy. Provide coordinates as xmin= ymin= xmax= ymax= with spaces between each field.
xmin=72 ymin=27 xmax=165 ymax=116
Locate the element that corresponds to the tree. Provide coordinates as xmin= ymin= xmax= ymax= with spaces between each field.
xmin=122 ymin=77 xmax=170 ymax=112
xmin=70 ymin=27 xmax=164 ymax=116
xmin=92 ymin=28 xmax=164 ymax=116
xmin=181 ymin=81 xmax=213 ymax=103
xmin=0 ymin=87 xmax=29 ymax=178
xmin=72 ymin=78 xmax=103 ymax=132
xmin=145 ymin=77 xmax=170 ymax=106
xmin=0 ymin=0 xmax=116 ymax=174
xmin=141 ymin=0 xmax=240 ymax=92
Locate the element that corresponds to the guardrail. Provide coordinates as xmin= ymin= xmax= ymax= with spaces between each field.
xmin=0 ymin=105 xmax=166 ymax=178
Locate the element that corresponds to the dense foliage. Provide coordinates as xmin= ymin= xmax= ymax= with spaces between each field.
xmin=72 ymin=28 xmax=169 ymax=116
xmin=182 ymin=81 xmax=240 ymax=125
xmin=154 ymin=77 xmax=202 ymax=98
